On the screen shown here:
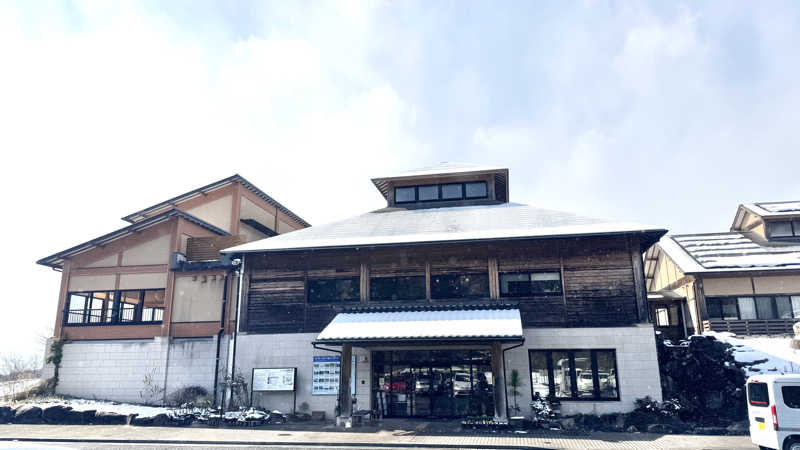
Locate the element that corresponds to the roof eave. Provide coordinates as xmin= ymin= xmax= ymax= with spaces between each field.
xmin=36 ymin=209 xmax=229 ymax=269
xmin=223 ymin=228 xmax=668 ymax=255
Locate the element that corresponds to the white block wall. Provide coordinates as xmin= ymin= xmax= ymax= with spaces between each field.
xmin=504 ymin=324 xmax=662 ymax=416
xmin=56 ymin=336 xmax=221 ymax=404
xmin=235 ymin=333 xmax=371 ymax=417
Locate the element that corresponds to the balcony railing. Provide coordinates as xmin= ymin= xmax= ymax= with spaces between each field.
xmin=703 ymin=318 xmax=797 ymax=336
xmin=64 ymin=307 xmax=163 ymax=326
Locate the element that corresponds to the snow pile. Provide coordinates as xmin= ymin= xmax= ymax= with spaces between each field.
xmin=704 ymin=331 xmax=800 ymax=376
xmin=11 ymin=398 xmax=169 ymax=418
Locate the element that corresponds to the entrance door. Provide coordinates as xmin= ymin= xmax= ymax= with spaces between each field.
xmin=372 ymin=349 xmax=492 ymax=418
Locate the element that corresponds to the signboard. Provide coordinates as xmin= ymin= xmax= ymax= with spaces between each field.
xmin=312 ymin=355 xmax=356 ymax=395
xmin=252 ymin=367 xmax=296 ymax=392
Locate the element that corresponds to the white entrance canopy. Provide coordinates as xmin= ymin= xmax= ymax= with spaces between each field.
xmin=313 ymin=306 xmax=524 ymax=345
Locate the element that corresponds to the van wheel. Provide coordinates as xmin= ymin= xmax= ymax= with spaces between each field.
xmin=785 ymin=437 xmax=800 ymax=450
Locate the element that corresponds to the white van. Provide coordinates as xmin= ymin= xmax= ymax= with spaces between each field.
xmin=747 ymin=374 xmax=800 ymax=450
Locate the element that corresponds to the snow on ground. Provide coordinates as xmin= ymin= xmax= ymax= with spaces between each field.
xmin=20 ymin=399 xmax=171 ymax=418
xmin=0 ymin=379 xmax=41 ymax=401
xmin=704 ymin=331 xmax=800 ymax=375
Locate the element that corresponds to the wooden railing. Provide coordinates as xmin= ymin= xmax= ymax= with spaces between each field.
xmin=703 ymin=318 xmax=797 ymax=336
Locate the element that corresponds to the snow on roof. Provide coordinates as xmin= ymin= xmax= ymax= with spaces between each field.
xmin=742 ymin=201 xmax=800 ymax=218
xmin=223 ymin=202 xmax=665 ymax=254
xmin=315 ymin=307 xmax=523 ymax=343
xmin=371 ymin=162 xmax=506 ymax=181
xmin=658 ymin=232 xmax=800 ymax=274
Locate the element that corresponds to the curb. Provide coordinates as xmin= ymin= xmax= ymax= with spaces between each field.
xmin=0 ymin=437 xmax=544 ymax=449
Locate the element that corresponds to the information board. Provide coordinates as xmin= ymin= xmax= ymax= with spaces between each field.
xmin=252 ymin=367 xmax=296 ymax=392
xmin=312 ymin=355 xmax=356 ymax=395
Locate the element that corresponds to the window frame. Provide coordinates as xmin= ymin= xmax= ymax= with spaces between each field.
xmin=369 ymin=275 xmax=426 ymax=301
xmin=416 ymin=184 xmax=440 ymax=202
xmin=306 ymin=277 xmax=361 ymax=304
xmin=464 ymin=181 xmax=488 ymax=200
xmin=707 ymin=294 xmax=800 ymax=320
xmin=430 ymin=272 xmax=490 ymax=300
xmin=499 ymin=270 xmax=563 ymax=297
xmin=394 ymin=186 xmax=417 ymax=204
xmin=64 ymin=289 xmax=164 ymax=326
xmin=528 ymin=349 xmax=620 ymax=401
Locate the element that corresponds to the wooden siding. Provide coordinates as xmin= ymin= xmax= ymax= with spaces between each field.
xmin=244 ymin=237 xmax=641 ymax=334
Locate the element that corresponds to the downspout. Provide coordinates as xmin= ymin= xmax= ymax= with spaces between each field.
xmin=212 ymin=274 xmax=229 ymax=406
xmin=502 ymin=341 xmax=524 ymax=420
xmin=225 ymin=254 xmax=245 ymax=409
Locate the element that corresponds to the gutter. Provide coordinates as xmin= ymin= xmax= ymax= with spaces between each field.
xmin=212 ymin=274 xmax=230 ymax=406
xmin=224 ymin=254 xmax=245 ymax=410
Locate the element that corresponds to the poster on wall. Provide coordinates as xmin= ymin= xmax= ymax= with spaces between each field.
xmin=252 ymin=367 xmax=296 ymax=392
xmin=312 ymin=355 xmax=356 ymax=395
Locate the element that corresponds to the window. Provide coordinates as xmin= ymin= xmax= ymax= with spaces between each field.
xmin=465 ymin=182 xmax=488 ymax=199
xmin=529 ymin=349 xmax=619 ymax=401
xmin=392 ymin=181 xmax=489 ymax=204
xmin=738 ymin=297 xmax=756 ymax=319
xmin=756 ymin=297 xmax=777 ymax=319
xmin=499 ymin=271 xmax=562 ymax=297
xmin=395 ymin=186 xmax=416 ymax=203
xmin=777 ymin=296 xmax=793 ymax=319
xmin=654 ymin=305 xmax=679 ymax=327
xmin=770 ymin=221 xmax=795 ymax=238
xmin=307 ymin=278 xmax=360 ymax=303
xmin=431 ymin=273 xmax=489 ymax=299
xmin=748 ymin=382 xmax=769 ymax=406
xmin=370 ymin=276 xmax=425 ymax=301
xmin=783 ymin=386 xmax=800 ymax=409
xmin=417 ymin=185 xmax=439 ymax=201
xmin=64 ymin=289 xmax=163 ymax=326
xmin=440 ymin=183 xmax=463 ymax=200
xmin=708 ymin=295 xmax=800 ymax=320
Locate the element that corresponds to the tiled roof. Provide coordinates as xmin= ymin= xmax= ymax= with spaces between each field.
xmin=657 ymin=232 xmax=800 ymax=274
xmin=223 ymin=202 xmax=666 ymax=254
xmin=314 ymin=307 xmax=523 ymax=343
xmin=741 ymin=201 xmax=800 ymax=218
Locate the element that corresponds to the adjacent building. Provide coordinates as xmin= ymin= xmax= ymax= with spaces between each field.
xmin=223 ymin=163 xmax=667 ymax=422
xmin=37 ymin=175 xmax=309 ymax=403
xmin=645 ymin=201 xmax=800 ymax=339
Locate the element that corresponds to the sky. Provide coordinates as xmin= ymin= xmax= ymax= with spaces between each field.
xmin=1 ymin=0 xmax=800 ymax=361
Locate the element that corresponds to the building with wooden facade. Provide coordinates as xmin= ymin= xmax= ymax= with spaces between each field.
xmin=37 ymin=175 xmax=309 ymax=403
xmin=223 ymin=163 xmax=667 ymax=423
xmin=645 ymin=201 xmax=800 ymax=339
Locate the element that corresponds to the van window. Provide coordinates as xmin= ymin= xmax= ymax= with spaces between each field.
xmin=783 ymin=386 xmax=800 ymax=409
xmin=748 ymin=382 xmax=769 ymax=406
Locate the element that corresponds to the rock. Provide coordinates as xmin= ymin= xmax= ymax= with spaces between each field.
xmin=81 ymin=410 xmax=96 ymax=424
xmin=646 ymin=423 xmax=673 ymax=434
xmin=62 ymin=409 xmax=87 ymax=424
xmin=560 ymin=417 xmax=576 ymax=430
xmin=42 ymin=405 xmax=72 ymax=423
xmin=131 ymin=415 xmax=154 ymax=426
xmin=0 ymin=406 xmax=12 ymax=423
xmin=626 ymin=425 xmax=639 ymax=433
xmin=694 ymin=426 xmax=727 ymax=435
xmin=13 ymin=405 xmax=43 ymax=424
xmin=151 ymin=413 xmax=172 ymax=427
xmin=93 ymin=411 xmax=127 ymax=425
xmin=726 ymin=421 xmax=749 ymax=434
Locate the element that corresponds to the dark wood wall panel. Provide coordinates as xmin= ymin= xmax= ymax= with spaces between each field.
xmin=243 ymin=235 xmax=643 ymax=334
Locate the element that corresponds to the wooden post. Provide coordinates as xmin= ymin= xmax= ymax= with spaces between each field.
xmin=488 ymin=257 xmax=499 ymax=300
xmin=629 ymin=236 xmax=649 ymax=323
xmin=491 ymin=342 xmax=508 ymax=423
xmin=338 ymin=344 xmax=353 ymax=424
